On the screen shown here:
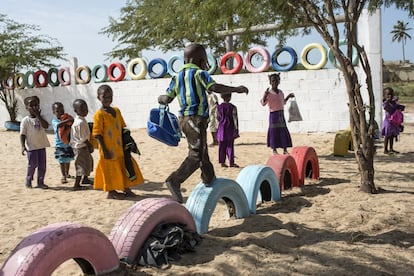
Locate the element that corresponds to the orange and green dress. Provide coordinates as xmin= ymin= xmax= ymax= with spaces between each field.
xmin=92 ymin=107 xmax=144 ymax=192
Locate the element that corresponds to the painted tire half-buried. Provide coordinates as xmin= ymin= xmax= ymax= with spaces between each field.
xmin=266 ymin=154 xmax=300 ymax=191
xmin=0 ymin=222 xmax=119 ymax=276
xmin=236 ymin=164 xmax=281 ymax=214
xmin=290 ymin=146 xmax=320 ymax=186
xmin=109 ymin=197 xmax=196 ymax=264
xmin=185 ymin=178 xmax=250 ymax=234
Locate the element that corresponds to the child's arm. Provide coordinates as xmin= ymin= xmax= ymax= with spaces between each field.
xmin=57 ymin=117 xmax=74 ymax=128
xmin=209 ymin=83 xmax=248 ymax=95
xmin=261 ymin=88 xmax=270 ymax=106
xmin=95 ymin=135 xmax=113 ymax=159
xmin=158 ymin=95 xmax=174 ymax=105
xmin=20 ymin=134 xmax=27 ymax=155
xmin=284 ymin=93 xmax=295 ymax=104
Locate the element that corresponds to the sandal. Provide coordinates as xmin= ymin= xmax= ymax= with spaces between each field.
xmin=230 ymin=164 xmax=240 ymax=168
xmin=124 ymin=188 xmax=137 ymax=197
xmin=107 ymin=190 xmax=125 ymax=200
xmin=73 ymin=185 xmax=88 ymax=191
xmin=61 ymin=177 xmax=68 ymax=184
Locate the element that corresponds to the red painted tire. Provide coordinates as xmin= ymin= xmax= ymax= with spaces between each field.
xmin=33 ymin=70 xmax=48 ymax=87
xmin=266 ymin=154 xmax=299 ymax=191
xmin=109 ymin=197 xmax=196 ymax=264
xmin=220 ymin=52 xmax=243 ymax=74
xmin=0 ymin=222 xmax=119 ymax=276
xmin=290 ymin=146 xmax=320 ymax=186
xmin=107 ymin=62 xmax=126 ymax=82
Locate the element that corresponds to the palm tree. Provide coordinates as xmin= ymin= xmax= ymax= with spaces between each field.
xmin=391 ymin=21 xmax=412 ymax=63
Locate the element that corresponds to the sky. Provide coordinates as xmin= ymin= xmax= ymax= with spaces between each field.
xmin=2 ymin=0 xmax=413 ymax=68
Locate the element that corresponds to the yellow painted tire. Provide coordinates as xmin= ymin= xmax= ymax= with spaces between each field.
xmin=75 ymin=65 xmax=91 ymax=84
xmin=300 ymin=43 xmax=327 ymax=70
xmin=127 ymin=58 xmax=147 ymax=80
xmin=14 ymin=73 xmax=25 ymax=89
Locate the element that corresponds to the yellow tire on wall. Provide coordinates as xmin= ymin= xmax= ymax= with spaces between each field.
xmin=128 ymin=58 xmax=147 ymax=80
xmin=300 ymin=43 xmax=327 ymax=70
xmin=14 ymin=73 xmax=25 ymax=89
xmin=75 ymin=65 xmax=91 ymax=84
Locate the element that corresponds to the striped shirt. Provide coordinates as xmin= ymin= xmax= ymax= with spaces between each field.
xmin=166 ymin=63 xmax=216 ymax=117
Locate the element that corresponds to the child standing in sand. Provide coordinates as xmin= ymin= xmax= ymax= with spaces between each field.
xmin=93 ymin=84 xmax=144 ymax=200
xmin=20 ymin=96 xmax=50 ymax=189
xmin=70 ymin=99 xmax=94 ymax=191
xmin=261 ymin=73 xmax=295 ymax=154
xmin=51 ymin=102 xmax=74 ymax=184
xmin=382 ymin=87 xmax=405 ymax=154
xmin=217 ymin=93 xmax=240 ymax=168
xmin=158 ymin=42 xmax=248 ymax=203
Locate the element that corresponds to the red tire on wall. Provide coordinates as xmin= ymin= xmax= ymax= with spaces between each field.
xmin=109 ymin=197 xmax=196 ymax=264
xmin=33 ymin=70 xmax=48 ymax=88
xmin=220 ymin=52 xmax=243 ymax=74
xmin=0 ymin=222 xmax=119 ymax=276
xmin=290 ymin=146 xmax=320 ymax=186
xmin=266 ymin=154 xmax=299 ymax=191
xmin=107 ymin=62 xmax=126 ymax=82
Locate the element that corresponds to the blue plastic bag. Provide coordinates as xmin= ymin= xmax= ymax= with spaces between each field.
xmin=147 ymin=105 xmax=181 ymax=146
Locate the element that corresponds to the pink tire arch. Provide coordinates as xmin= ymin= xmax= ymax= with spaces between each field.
xmin=290 ymin=146 xmax=320 ymax=186
xmin=0 ymin=222 xmax=119 ymax=276
xmin=109 ymin=197 xmax=196 ymax=264
xmin=266 ymin=154 xmax=300 ymax=191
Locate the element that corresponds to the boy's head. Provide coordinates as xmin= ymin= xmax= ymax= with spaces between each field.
xmin=73 ymin=99 xmax=88 ymax=117
xmin=97 ymin=84 xmax=113 ymax=107
xmin=184 ymin=43 xmax=208 ymax=69
xmin=221 ymin=93 xmax=231 ymax=102
xmin=24 ymin=96 xmax=40 ymax=117
xmin=52 ymin=102 xmax=64 ymax=118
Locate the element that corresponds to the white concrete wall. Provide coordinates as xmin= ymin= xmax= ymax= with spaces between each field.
xmin=0 ymin=10 xmax=382 ymax=134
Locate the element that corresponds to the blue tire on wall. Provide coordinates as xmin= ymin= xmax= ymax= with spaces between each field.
xmin=236 ymin=164 xmax=281 ymax=214
xmin=185 ymin=178 xmax=250 ymax=234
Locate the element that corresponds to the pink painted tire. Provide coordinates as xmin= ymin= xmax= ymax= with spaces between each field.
xmin=290 ymin=146 xmax=320 ymax=186
xmin=0 ymin=222 xmax=119 ymax=276
xmin=266 ymin=154 xmax=299 ymax=191
xmin=109 ymin=197 xmax=196 ymax=264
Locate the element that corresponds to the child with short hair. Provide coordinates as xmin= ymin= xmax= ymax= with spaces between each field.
xmin=51 ymin=102 xmax=74 ymax=184
xmin=217 ymin=93 xmax=240 ymax=168
xmin=158 ymin=42 xmax=248 ymax=203
xmin=20 ymin=96 xmax=50 ymax=189
xmin=93 ymin=84 xmax=144 ymax=200
xmin=261 ymin=73 xmax=295 ymax=154
xmin=70 ymin=99 xmax=94 ymax=191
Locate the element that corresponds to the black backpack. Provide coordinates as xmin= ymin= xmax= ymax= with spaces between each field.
xmin=137 ymin=223 xmax=201 ymax=268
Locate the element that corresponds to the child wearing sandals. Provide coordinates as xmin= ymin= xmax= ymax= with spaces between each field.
xmin=70 ymin=99 xmax=94 ymax=191
xmin=51 ymin=102 xmax=75 ymax=184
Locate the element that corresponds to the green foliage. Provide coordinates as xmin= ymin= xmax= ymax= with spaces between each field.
xmin=384 ymin=81 xmax=414 ymax=103
xmin=0 ymin=14 xmax=66 ymax=121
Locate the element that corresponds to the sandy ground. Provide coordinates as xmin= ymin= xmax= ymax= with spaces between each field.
xmin=0 ymin=105 xmax=413 ymax=275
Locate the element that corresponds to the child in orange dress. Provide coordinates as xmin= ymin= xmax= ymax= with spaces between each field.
xmin=92 ymin=84 xmax=144 ymax=199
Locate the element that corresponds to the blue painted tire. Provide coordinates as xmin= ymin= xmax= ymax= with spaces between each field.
xmin=47 ymin=68 xmax=60 ymax=87
xmin=148 ymin=58 xmax=167 ymax=78
xmin=236 ymin=165 xmax=281 ymax=214
xmin=167 ymin=55 xmax=184 ymax=77
xmin=4 ymin=121 xmax=20 ymax=131
xmin=327 ymin=39 xmax=359 ymax=68
xmin=185 ymin=178 xmax=250 ymax=234
xmin=271 ymin=46 xmax=298 ymax=72
xmin=207 ymin=53 xmax=218 ymax=75
xmin=91 ymin=64 xmax=108 ymax=83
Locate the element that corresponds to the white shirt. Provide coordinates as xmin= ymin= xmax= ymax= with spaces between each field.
xmin=20 ymin=116 xmax=50 ymax=151
xmin=70 ymin=115 xmax=90 ymax=149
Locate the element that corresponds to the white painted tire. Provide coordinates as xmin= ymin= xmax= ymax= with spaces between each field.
xmin=185 ymin=178 xmax=250 ymax=234
xmin=236 ymin=164 xmax=281 ymax=214
xmin=0 ymin=222 xmax=119 ymax=276
xmin=109 ymin=197 xmax=196 ymax=264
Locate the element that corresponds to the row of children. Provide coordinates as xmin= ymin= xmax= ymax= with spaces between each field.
xmin=20 ymin=85 xmax=144 ymax=200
